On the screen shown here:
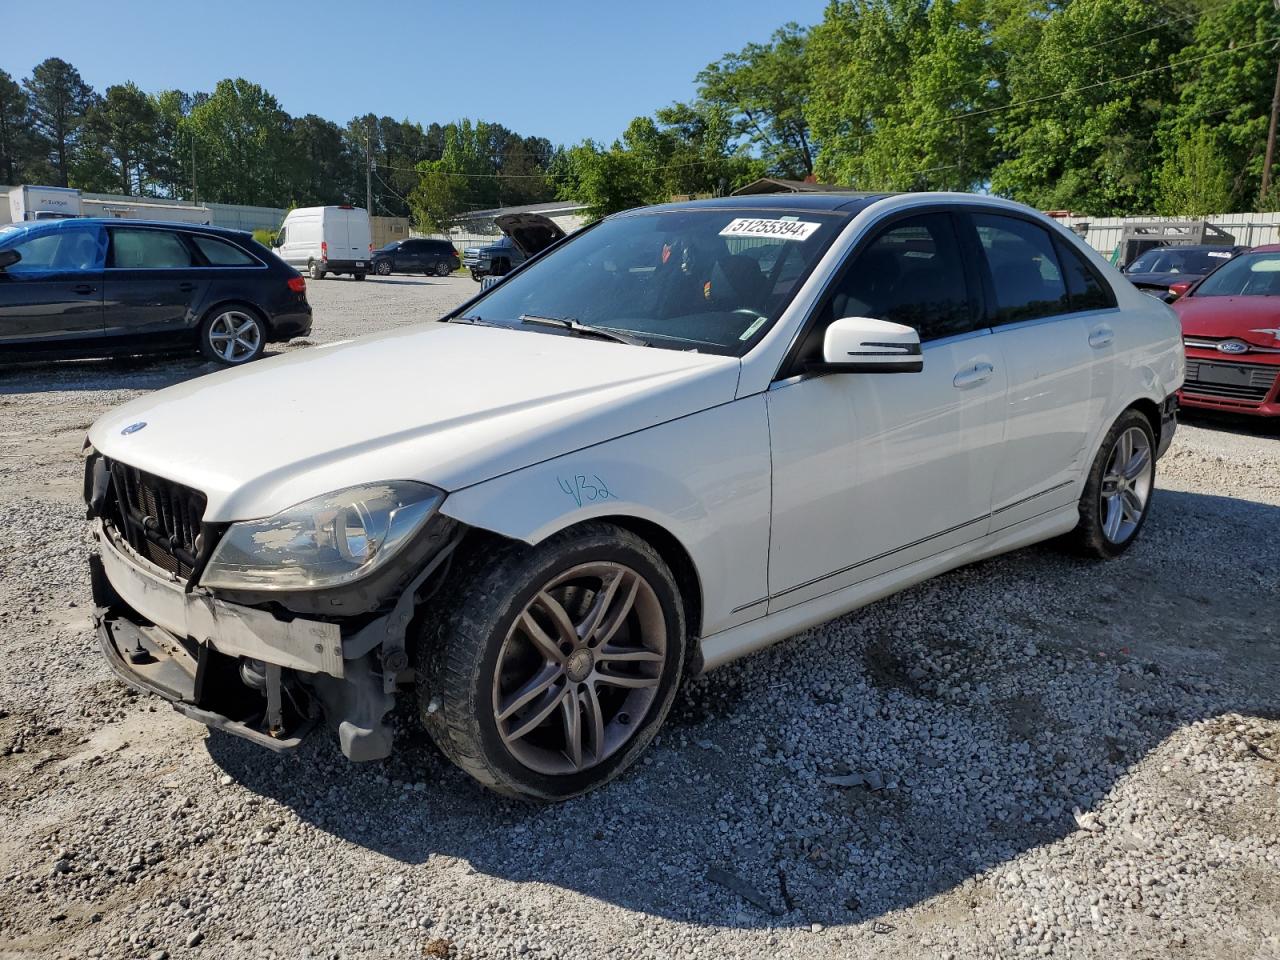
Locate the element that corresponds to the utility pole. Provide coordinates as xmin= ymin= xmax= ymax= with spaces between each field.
xmin=191 ymin=135 xmax=198 ymax=206
xmin=365 ymin=120 xmax=374 ymax=215
xmin=1264 ymin=14 xmax=1280 ymax=206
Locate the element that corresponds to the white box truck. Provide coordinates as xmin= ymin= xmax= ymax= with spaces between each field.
xmin=8 ymin=185 xmax=83 ymax=222
xmin=274 ymin=205 xmax=372 ymax=280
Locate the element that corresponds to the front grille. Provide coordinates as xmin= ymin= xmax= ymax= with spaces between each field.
xmin=105 ymin=460 xmax=207 ymax=579
xmin=1183 ymin=360 xmax=1279 ymax=404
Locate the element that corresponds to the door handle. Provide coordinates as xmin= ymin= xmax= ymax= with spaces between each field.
xmin=1088 ymin=325 xmax=1114 ymax=348
xmin=953 ymin=362 xmax=994 ymax=389
xmin=178 ymin=282 xmax=196 ymax=292
xmin=72 ymin=284 xmax=96 ymax=295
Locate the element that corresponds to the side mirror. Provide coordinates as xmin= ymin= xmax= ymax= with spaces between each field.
xmin=0 ymin=249 xmax=21 ymax=270
xmin=810 ymin=316 xmax=922 ymax=374
xmin=271 ymin=235 xmax=283 ymax=248
xmin=1165 ymin=280 xmax=1193 ymax=302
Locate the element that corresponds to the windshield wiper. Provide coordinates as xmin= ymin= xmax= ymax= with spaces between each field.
xmin=519 ymin=314 xmax=648 ymax=347
xmin=447 ymin=315 xmax=502 ymax=327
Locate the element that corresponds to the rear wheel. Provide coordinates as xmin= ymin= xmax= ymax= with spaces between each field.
xmin=435 ymin=261 xmax=452 ymax=277
xmin=353 ymin=272 xmax=366 ymax=281
xmin=420 ymin=523 xmax=686 ymax=801
xmin=375 ymin=260 xmax=391 ymax=276
xmin=1067 ymin=409 xmax=1156 ymax=558
xmin=308 ymin=260 xmax=325 ymax=281
xmin=199 ymin=305 xmax=265 ymax=366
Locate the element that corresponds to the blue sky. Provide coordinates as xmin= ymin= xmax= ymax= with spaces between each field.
xmin=2 ymin=0 xmax=828 ymax=146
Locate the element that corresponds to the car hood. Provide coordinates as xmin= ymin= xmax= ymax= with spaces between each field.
xmin=495 ymin=212 xmax=566 ymax=257
xmin=1174 ymin=295 xmax=1280 ymax=347
xmin=88 ymin=323 xmax=740 ymax=522
xmin=1125 ymin=272 xmax=1202 ymax=289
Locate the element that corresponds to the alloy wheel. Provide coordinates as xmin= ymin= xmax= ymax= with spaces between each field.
xmin=1098 ymin=425 xmax=1153 ymax=544
xmin=206 ymin=310 xmax=262 ymax=364
xmin=491 ymin=562 xmax=667 ymax=776
xmin=376 ymin=260 xmax=391 ymax=275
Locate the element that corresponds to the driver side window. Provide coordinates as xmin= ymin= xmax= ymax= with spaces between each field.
xmin=825 ymin=213 xmax=974 ymax=343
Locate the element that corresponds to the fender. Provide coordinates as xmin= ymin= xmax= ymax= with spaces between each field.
xmin=438 ymin=395 xmax=773 ymax=637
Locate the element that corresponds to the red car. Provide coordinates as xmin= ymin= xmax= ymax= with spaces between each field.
xmin=1172 ymin=243 xmax=1280 ymax=416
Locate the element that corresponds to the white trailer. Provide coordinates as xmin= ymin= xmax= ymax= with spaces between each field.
xmin=81 ymin=197 xmax=212 ymax=224
xmin=7 ymin=185 xmax=83 ymax=222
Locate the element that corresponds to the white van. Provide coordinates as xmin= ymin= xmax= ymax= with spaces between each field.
xmin=274 ymin=205 xmax=372 ymax=280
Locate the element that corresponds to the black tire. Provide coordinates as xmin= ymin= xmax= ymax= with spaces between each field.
xmin=435 ymin=261 xmax=452 ymax=277
xmin=419 ymin=523 xmax=686 ymax=801
xmin=353 ymin=272 xmax=366 ymax=281
xmin=1066 ymin=409 xmax=1156 ymax=559
xmin=308 ymin=260 xmax=326 ymax=281
xmin=197 ymin=303 xmax=267 ymax=366
xmin=469 ymin=269 xmax=481 ymax=282
xmin=375 ymin=260 xmax=392 ymax=276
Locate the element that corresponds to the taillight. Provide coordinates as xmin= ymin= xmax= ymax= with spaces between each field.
xmin=287 ymin=276 xmax=306 ymax=294
xmin=320 ymin=241 xmax=328 ymax=260
xmin=369 ymin=243 xmax=373 ymax=255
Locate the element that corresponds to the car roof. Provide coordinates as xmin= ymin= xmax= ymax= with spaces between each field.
xmin=620 ymin=192 xmax=891 ymax=217
xmin=1138 ymin=244 xmax=1245 ymax=253
xmin=11 ymin=217 xmax=246 ymax=238
xmin=1247 ymin=243 xmax=1280 ymax=253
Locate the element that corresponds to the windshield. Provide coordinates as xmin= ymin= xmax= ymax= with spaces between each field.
xmin=379 ymin=241 xmax=400 ymax=251
xmin=1192 ymin=251 xmax=1280 ymax=297
xmin=1127 ymin=247 xmax=1232 ymax=275
xmin=461 ymin=208 xmax=846 ymax=355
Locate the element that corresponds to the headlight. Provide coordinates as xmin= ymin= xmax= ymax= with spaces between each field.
xmin=200 ymin=481 xmax=444 ymax=591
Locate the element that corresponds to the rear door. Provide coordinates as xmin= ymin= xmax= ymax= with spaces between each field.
xmin=961 ymin=211 xmax=1096 ymax=529
xmin=102 ymin=226 xmax=209 ymax=343
xmin=0 ymin=223 xmax=106 ymax=347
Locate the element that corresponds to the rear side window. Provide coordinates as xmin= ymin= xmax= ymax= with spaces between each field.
xmin=829 ymin=213 xmax=973 ymax=342
xmin=108 ymin=229 xmax=193 ymax=268
xmin=191 ymin=235 xmax=257 ymax=266
xmin=1054 ymin=238 xmax=1115 ymax=311
xmin=973 ymin=214 xmax=1071 ymax=324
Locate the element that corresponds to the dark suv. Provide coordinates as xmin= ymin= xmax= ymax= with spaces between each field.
xmin=371 ymin=238 xmax=459 ymax=277
xmin=462 ymin=213 xmax=568 ymax=282
xmin=0 ymin=218 xmax=311 ymax=366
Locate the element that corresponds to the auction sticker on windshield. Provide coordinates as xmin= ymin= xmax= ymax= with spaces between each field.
xmin=720 ymin=218 xmax=821 ymax=241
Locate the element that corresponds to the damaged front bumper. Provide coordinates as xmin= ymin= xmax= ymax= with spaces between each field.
xmin=90 ymin=517 xmax=456 ymax=762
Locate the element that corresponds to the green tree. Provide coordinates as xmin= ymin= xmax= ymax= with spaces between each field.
xmin=183 ymin=78 xmax=292 ymax=206
xmin=1156 ymin=125 xmax=1233 ymax=216
xmin=148 ymin=90 xmax=195 ymax=199
xmin=411 ymin=119 xmax=501 ymax=230
xmin=291 ymin=114 xmax=352 ymax=205
xmin=83 ymin=82 xmax=160 ymax=195
xmin=807 ymin=0 xmax=1000 ymax=192
xmin=1158 ymin=0 xmax=1280 ymax=211
xmin=988 ymin=0 xmax=1185 ymax=213
xmin=0 ymin=68 xmax=31 ymax=185
xmin=24 ymin=57 xmax=96 ymax=187
xmin=696 ymin=22 xmax=815 ymax=177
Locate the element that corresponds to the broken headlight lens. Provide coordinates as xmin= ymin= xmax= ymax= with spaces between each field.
xmin=200 ymin=481 xmax=444 ymax=591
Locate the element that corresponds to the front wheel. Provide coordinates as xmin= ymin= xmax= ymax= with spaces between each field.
xmin=419 ymin=523 xmax=686 ymax=801
xmin=375 ymin=260 xmax=391 ymax=276
xmin=199 ymin=306 xmax=266 ymax=365
xmin=1067 ymin=409 xmax=1156 ymax=558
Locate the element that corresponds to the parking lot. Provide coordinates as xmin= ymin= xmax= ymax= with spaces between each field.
xmin=0 ymin=274 xmax=1277 ymax=960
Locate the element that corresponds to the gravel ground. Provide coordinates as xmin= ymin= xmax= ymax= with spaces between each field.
xmin=1 ymin=274 xmax=1277 ymax=960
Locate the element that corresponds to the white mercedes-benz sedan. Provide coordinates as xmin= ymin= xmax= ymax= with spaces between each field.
xmin=85 ymin=193 xmax=1183 ymax=800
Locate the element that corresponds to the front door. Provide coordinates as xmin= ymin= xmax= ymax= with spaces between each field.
xmin=766 ymin=211 xmax=1007 ymax=611
xmin=0 ymin=223 xmax=105 ymax=348
xmin=102 ymin=226 xmax=209 ymax=343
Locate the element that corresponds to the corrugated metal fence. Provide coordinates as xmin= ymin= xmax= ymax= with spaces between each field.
xmin=1061 ymin=213 xmax=1280 ymax=259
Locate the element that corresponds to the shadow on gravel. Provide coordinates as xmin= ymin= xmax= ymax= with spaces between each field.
xmin=1179 ymin=408 xmax=1280 ymax=439
xmin=0 ymin=350 xmax=285 ymax=395
xmin=204 ymin=487 xmax=1280 ymax=930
